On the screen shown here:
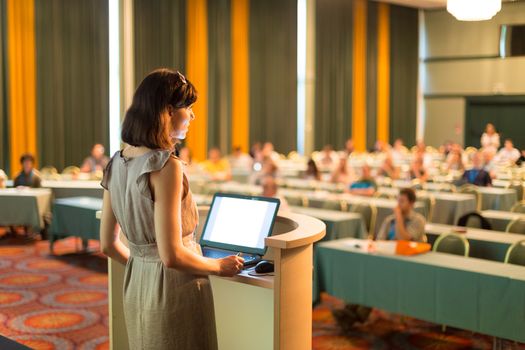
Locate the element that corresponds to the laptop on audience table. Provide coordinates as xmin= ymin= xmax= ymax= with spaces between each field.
xmin=200 ymin=193 xmax=280 ymax=266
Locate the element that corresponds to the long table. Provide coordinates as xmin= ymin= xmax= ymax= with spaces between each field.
xmin=477 ymin=187 xmax=518 ymax=211
xmin=42 ymin=180 xmax=104 ymax=199
xmin=0 ymin=188 xmax=52 ymax=231
xmin=425 ymin=223 xmax=524 ymax=262
xmin=290 ymin=206 xmax=367 ymax=240
xmin=482 ymin=210 xmax=525 ymax=231
xmin=314 ymin=238 xmax=525 ymax=343
xmin=49 ymin=196 xmax=103 ymax=252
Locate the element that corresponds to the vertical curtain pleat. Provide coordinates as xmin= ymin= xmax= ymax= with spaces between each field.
xmin=389 ymin=5 xmax=418 ymax=146
xmin=366 ymin=1 xmax=378 ymax=151
xmin=133 ymin=0 xmax=186 ymax=87
xmin=249 ymin=0 xmax=297 ymax=154
xmin=314 ymin=0 xmax=353 ymax=150
xmin=7 ymin=0 xmax=37 ymax=176
xmin=0 ymin=0 xmax=8 ymax=173
xmin=35 ymin=0 xmax=109 ymax=170
xmin=208 ymin=0 xmax=231 ymax=154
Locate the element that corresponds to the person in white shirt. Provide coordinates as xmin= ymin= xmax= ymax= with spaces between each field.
xmin=493 ymin=139 xmax=521 ymax=165
xmin=480 ymin=123 xmax=500 ymax=155
xmin=228 ymin=146 xmax=253 ymax=171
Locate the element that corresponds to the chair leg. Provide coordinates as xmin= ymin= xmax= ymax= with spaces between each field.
xmin=441 ymin=324 xmax=447 ymax=332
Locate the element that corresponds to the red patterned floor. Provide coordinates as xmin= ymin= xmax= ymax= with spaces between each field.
xmin=0 ymin=232 xmax=108 ymax=350
xmin=1 ymin=231 xmax=524 ymax=350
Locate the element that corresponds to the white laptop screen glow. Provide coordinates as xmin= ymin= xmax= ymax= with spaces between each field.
xmin=201 ymin=196 xmax=278 ymax=251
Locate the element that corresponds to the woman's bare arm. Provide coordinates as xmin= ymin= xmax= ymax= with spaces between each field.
xmin=100 ymin=191 xmax=130 ymax=265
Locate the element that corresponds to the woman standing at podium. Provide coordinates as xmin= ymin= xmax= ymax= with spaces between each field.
xmin=99 ymin=69 xmax=244 ymax=350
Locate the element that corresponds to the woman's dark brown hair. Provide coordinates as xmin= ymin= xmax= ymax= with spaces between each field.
xmin=121 ymin=69 xmax=197 ymax=150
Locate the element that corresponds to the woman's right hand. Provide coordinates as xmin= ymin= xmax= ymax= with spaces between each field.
xmin=217 ymin=255 xmax=244 ymax=277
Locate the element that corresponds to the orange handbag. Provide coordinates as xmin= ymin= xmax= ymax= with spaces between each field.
xmin=395 ymin=240 xmax=431 ymax=256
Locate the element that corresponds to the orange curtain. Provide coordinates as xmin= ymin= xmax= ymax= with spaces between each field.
xmin=186 ymin=0 xmax=208 ymax=161
xmin=231 ymin=0 xmax=249 ymax=153
xmin=377 ymin=3 xmax=390 ymax=143
xmin=351 ymin=0 xmax=367 ymax=152
xmin=6 ymin=0 xmax=37 ymax=176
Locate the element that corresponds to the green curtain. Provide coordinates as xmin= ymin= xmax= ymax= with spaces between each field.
xmin=389 ymin=5 xmax=418 ymax=147
xmin=314 ymin=0 xmax=353 ymax=151
xmin=207 ymin=0 xmax=231 ymax=154
xmin=249 ymin=0 xmax=297 ymax=154
xmin=34 ymin=0 xmax=109 ymax=171
xmin=133 ymin=0 xmax=186 ymax=87
xmin=0 ymin=0 xmax=8 ymax=173
xmin=366 ymin=1 xmax=378 ymax=151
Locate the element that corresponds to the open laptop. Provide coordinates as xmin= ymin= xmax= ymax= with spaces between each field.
xmin=200 ymin=193 xmax=280 ymax=266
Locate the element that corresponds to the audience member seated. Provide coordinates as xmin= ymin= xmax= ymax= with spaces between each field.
xmin=341 ymin=138 xmax=355 ymax=158
xmin=261 ymin=176 xmax=290 ymax=212
xmin=250 ymin=157 xmax=278 ymax=185
xmin=331 ymin=157 xmax=355 ymax=185
xmin=415 ymin=139 xmax=433 ymax=168
xmin=316 ymin=144 xmax=338 ymax=170
xmin=200 ymin=147 xmax=232 ymax=181
xmin=410 ymin=152 xmax=428 ymax=182
xmin=228 ymin=146 xmax=253 ymax=171
xmin=445 ymin=143 xmax=465 ymax=171
xmin=303 ymin=159 xmax=321 ymax=181
xmin=439 ymin=140 xmax=453 ymax=157
xmin=261 ymin=142 xmax=280 ymax=162
xmin=380 ymin=153 xmax=400 ymax=179
xmin=371 ymin=140 xmax=389 ymax=154
xmin=480 ymin=123 xmax=500 ymax=155
xmin=0 ymin=169 xmax=7 ymax=188
xmin=461 ymin=152 xmax=492 ymax=187
xmin=81 ymin=144 xmax=110 ymax=173
xmin=391 ymin=138 xmax=407 ymax=163
xmin=14 ymin=154 xmax=42 ymax=188
xmin=348 ymin=164 xmax=377 ymax=196
xmin=376 ymin=188 xmax=426 ymax=241
xmin=493 ymin=139 xmax=520 ymax=165
xmin=178 ymin=146 xmax=192 ymax=164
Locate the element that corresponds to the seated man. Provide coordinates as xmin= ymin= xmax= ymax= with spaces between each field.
xmin=81 ymin=144 xmax=110 ymax=173
xmin=377 ymin=188 xmax=426 ymax=241
xmin=14 ymin=154 xmax=42 ymax=188
xmin=348 ymin=164 xmax=377 ymax=196
xmin=334 ymin=188 xmax=426 ymax=332
xmin=461 ymin=152 xmax=492 ymax=187
xmin=200 ymin=147 xmax=232 ymax=181
xmin=493 ymin=139 xmax=520 ymax=165
xmin=228 ymin=146 xmax=253 ymax=171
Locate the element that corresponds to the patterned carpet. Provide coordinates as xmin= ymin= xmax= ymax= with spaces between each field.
xmin=0 ymin=231 xmax=523 ymax=350
xmin=0 ymin=232 xmax=108 ymax=350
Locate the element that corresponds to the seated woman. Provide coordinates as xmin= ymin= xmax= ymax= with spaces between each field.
xmin=379 ymin=153 xmax=400 ymax=179
xmin=303 ymin=158 xmax=321 ymax=181
xmin=348 ymin=165 xmax=377 ymax=196
xmin=445 ymin=143 xmax=465 ymax=171
xmin=410 ymin=152 xmax=428 ymax=183
xmin=250 ymin=156 xmax=278 ymax=185
xmin=200 ymin=147 xmax=232 ymax=181
xmin=331 ymin=157 xmax=354 ymax=185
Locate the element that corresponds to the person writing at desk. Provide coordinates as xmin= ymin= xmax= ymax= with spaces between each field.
xmin=376 ymin=188 xmax=426 ymax=241
xmin=99 ymin=69 xmax=243 ymax=350
xmin=14 ymin=154 xmax=42 ymax=188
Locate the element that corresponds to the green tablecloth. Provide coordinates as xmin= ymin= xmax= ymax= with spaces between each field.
xmin=0 ymin=188 xmax=52 ymax=230
xmin=482 ymin=210 xmax=525 ymax=231
xmin=290 ymin=206 xmax=367 ymax=240
xmin=478 ymin=187 xmax=518 ymax=211
xmin=425 ymin=223 xmax=524 ymax=262
xmin=49 ymin=196 xmax=103 ymax=252
xmin=314 ymin=238 xmax=525 ymax=343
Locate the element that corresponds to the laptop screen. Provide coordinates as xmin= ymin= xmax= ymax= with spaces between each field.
xmin=200 ymin=193 xmax=280 ymax=255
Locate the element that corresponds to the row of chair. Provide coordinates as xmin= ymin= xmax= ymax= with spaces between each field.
xmin=433 ymin=232 xmax=525 ymax=266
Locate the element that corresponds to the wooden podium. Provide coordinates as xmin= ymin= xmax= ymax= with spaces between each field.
xmin=100 ymin=210 xmax=325 ymax=350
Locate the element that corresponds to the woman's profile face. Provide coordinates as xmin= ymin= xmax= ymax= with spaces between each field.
xmin=170 ymin=105 xmax=195 ymax=140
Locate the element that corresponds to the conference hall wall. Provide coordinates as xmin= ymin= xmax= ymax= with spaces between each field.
xmin=422 ymin=1 xmax=525 ymax=149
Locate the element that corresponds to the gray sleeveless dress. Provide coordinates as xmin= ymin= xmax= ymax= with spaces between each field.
xmin=101 ymin=149 xmax=218 ymax=350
